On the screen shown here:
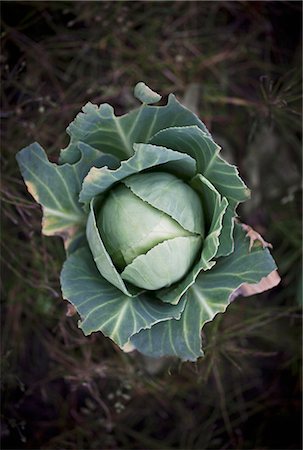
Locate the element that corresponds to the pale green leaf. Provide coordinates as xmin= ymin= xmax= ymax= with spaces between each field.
xmin=86 ymin=197 xmax=136 ymax=296
xmin=131 ymin=224 xmax=278 ymax=360
xmin=79 ymin=143 xmax=197 ymax=205
xmin=134 ymin=82 xmax=161 ymax=104
xmin=60 ymin=245 xmax=187 ymax=347
xmin=99 ymin=183 xmax=193 ymax=269
xmin=123 ymin=171 xmax=204 ymax=235
xmin=121 ymin=236 xmax=202 ymax=291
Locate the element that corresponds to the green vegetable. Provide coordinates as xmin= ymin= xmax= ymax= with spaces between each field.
xmin=99 ymin=171 xmax=203 ymax=289
xmin=16 ymin=82 xmax=279 ymax=361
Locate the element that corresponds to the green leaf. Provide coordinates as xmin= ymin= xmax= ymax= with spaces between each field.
xmin=207 ymin=155 xmax=250 ymax=257
xmin=207 ymin=154 xmax=250 ymax=205
xmin=86 ymin=197 xmax=136 ymax=296
xmin=16 ymin=142 xmax=117 ymax=248
xmin=77 ymin=142 xmax=120 ymax=178
xmin=215 ymin=206 xmax=234 ymax=258
xmin=149 ymin=125 xmax=220 ymax=173
xmin=60 ymin=94 xmax=210 ymax=164
xmin=190 ymin=175 xmax=229 ymax=267
xmin=79 ymin=143 xmax=197 ymax=205
xmin=134 ymin=82 xmax=162 ymax=104
xmin=131 ymin=224 xmax=278 ymax=360
xmin=123 ymin=171 xmax=204 ymax=235
xmin=60 ymin=245 xmax=187 ymax=347
xmin=157 ymin=174 xmax=227 ymax=304
xmin=132 ymin=289 xmax=204 ymax=361
xmin=65 ymin=232 xmax=87 ymax=255
xmin=99 ymin=183 xmax=194 ymax=270
xmin=16 ymin=142 xmax=85 ymax=238
xmin=149 ymin=126 xmax=250 ymax=256
xmin=121 ymin=236 xmax=202 ymax=291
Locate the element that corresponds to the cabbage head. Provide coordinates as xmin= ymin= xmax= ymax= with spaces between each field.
xmin=16 ymin=82 xmax=279 ymax=361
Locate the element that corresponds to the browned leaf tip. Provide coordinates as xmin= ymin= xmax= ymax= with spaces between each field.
xmin=229 ymin=270 xmax=281 ymax=301
xmin=66 ymin=304 xmax=77 ymax=317
xmin=121 ymin=342 xmax=136 ymax=353
xmin=241 ymin=223 xmax=273 ymax=252
xmin=61 ymin=226 xmax=79 ymax=250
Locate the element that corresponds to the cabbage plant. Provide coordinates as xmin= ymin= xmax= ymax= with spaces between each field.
xmin=16 ymin=82 xmax=279 ymax=361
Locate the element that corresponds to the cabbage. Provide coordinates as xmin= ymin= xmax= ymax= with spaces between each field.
xmin=16 ymin=82 xmax=279 ymax=360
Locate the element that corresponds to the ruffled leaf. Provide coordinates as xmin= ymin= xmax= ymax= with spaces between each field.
xmin=207 ymin=155 xmax=250 ymax=256
xmin=79 ymin=143 xmax=197 ymax=205
xmin=16 ymin=142 xmax=84 ymax=237
xmin=60 ymin=93 xmax=210 ymax=164
xmin=16 ymin=142 xmax=117 ymax=251
xmin=131 ymin=224 xmax=278 ymax=360
xmin=60 ymin=245 xmax=187 ymax=347
xmin=149 ymin=125 xmax=220 ymax=173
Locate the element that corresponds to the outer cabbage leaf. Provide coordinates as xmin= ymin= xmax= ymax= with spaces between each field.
xmin=150 ymin=126 xmax=220 ymax=173
xmin=60 ymin=245 xmax=187 ymax=347
xmin=131 ymin=224 xmax=277 ymax=360
xmin=16 ymin=142 xmax=117 ymax=251
xmin=59 ymin=93 xmax=210 ymax=164
xmin=207 ymin=155 xmax=251 ymax=257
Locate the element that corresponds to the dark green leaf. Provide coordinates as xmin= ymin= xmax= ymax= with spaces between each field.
xmin=60 ymin=246 xmax=187 ymax=347
xmin=60 ymin=94 xmax=210 ymax=163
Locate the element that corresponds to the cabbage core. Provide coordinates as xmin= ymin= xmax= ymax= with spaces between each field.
xmin=98 ymin=172 xmax=204 ymax=290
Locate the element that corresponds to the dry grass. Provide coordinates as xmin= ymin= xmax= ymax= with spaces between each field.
xmin=1 ymin=2 xmax=301 ymax=449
